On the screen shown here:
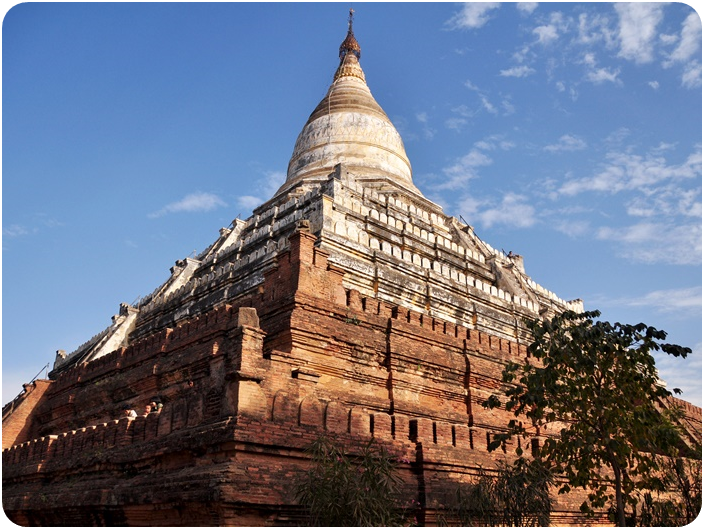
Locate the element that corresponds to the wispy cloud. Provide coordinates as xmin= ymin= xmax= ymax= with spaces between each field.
xmin=559 ymin=146 xmax=702 ymax=196
xmin=459 ymin=192 xmax=537 ymax=229
xmin=544 ymin=134 xmax=587 ymax=152
xmin=236 ymin=196 xmax=262 ymax=211
xmin=499 ymin=65 xmax=536 ymax=78
xmin=149 ymin=192 xmax=227 ymax=218
xmin=484 ymin=4 xmax=699 ymax=92
xmin=681 ymin=60 xmax=702 ymax=89
xmin=533 ymin=12 xmax=568 ymax=45
xmin=625 ymin=185 xmax=702 ymax=219
xmin=233 ymin=170 xmax=286 ymax=214
xmin=533 ymin=24 xmax=560 ymax=45
xmin=609 ymin=286 xmax=702 ymax=314
xmin=663 ymin=12 xmax=702 ymax=67
xmin=586 ymin=66 xmax=621 ymax=84
xmin=3 ymin=224 xmax=30 ymax=237
xmin=440 ymin=148 xmax=493 ymax=190
xmin=2 ymin=215 xmax=63 ymax=238
xmin=576 ymin=12 xmax=616 ymax=47
xmin=596 ymin=221 xmax=701 ymax=266
xmin=447 ymin=3 xmax=501 ymax=30
xmin=554 ymin=219 xmax=591 ymax=238
xmin=614 ymin=3 xmax=664 ymax=64
xmin=517 ymin=3 xmax=538 ymax=16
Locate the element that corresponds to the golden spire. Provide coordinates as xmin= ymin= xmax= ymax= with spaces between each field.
xmin=335 ymin=9 xmax=364 ymax=81
xmin=339 ymin=8 xmax=361 ymax=61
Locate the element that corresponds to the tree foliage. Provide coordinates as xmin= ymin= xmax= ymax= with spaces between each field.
xmin=484 ymin=310 xmax=691 ymax=527
xmin=447 ymin=457 xmax=553 ymax=527
xmin=295 ymin=435 xmax=411 ymax=526
xmin=635 ymin=451 xmax=702 ymax=526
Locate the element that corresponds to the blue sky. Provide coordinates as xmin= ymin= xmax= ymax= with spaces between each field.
xmin=2 ymin=2 xmax=701 ymax=407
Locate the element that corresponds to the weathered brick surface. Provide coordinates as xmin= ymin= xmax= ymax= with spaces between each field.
xmin=2 ymin=379 xmax=53 ymax=449
xmin=2 ymin=228 xmax=700 ymax=527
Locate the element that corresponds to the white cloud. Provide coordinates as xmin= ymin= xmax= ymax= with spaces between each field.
xmin=149 ymin=192 xmax=227 ymax=218
xmin=499 ymin=65 xmax=536 ymax=77
xmin=451 ymin=104 xmax=474 ymax=118
xmin=559 ymin=146 xmax=702 ymax=196
xmin=232 ymin=170 xmax=286 ymax=214
xmin=447 ymin=3 xmax=501 ymax=30
xmin=554 ymin=219 xmax=591 ymax=237
xmin=445 ymin=117 xmax=468 ymax=132
xmin=474 ymin=135 xmax=514 ymax=151
xmin=440 ymin=148 xmax=493 ymax=189
xmin=470 ymin=192 xmax=538 ymax=229
xmin=665 ymin=12 xmax=702 ymax=66
xmin=586 ymin=66 xmax=621 ymax=84
xmin=532 ymin=12 xmax=568 ymax=46
xmin=596 ymin=221 xmax=702 ymax=266
xmin=415 ymin=112 xmax=437 ymax=139
xmin=261 ymin=170 xmax=285 ymax=197
xmin=3 ymin=224 xmax=29 ymax=237
xmin=648 ymin=80 xmax=660 ymax=90
xmin=501 ymin=99 xmax=516 ymax=115
xmin=445 ymin=105 xmax=475 ymax=131
xmin=612 ymin=286 xmax=702 ymax=314
xmin=614 ymin=3 xmax=664 ymax=64
xmin=576 ymin=12 xmax=616 ymax=47
xmin=625 ymin=185 xmax=702 ymax=219
xmin=236 ymin=195 xmax=261 ymax=210
xmin=517 ymin=3 xmax=538 ymax=16
xmin=464 ymin=79 xmax=481 ymax=91
xmin=2 ymin=215 xmax=63 ymax=238
xmin=533 ymin=24 xmax=559 ymax=45
xmin=660 ymin=33 xmax=679 ymax=46
xmin=603 ymin=127 xmax=632 ymax=147
xmin=544 ymin=134 xmax=587 ymax=152
xmin=480 ymin=94 xmax=497 ymax=114
xmin=681 ymin=60 xmax=702 ymax=88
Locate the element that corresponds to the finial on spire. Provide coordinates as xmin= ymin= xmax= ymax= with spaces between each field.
xmin=339 ymin=8 xmax=361 ymax=61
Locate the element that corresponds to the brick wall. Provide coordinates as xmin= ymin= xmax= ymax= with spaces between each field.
xmin=2 ymin=379 xmax=53 ymax=449
xmin=2 ymin=227 xmax=700 ymax=526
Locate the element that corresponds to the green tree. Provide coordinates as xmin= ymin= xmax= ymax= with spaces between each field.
xmin=295 ymin=435 xmax=411 ymax=526
xmin=484 ymin=310 xmax=691 ymax=527
xmin=448 ymin=457 xmax=553 ymax=527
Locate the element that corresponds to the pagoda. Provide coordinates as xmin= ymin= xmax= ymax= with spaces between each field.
xmin=3 ymin=13 xmax=700 ymax=526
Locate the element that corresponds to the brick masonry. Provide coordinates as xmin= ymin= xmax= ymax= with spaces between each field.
xmin=4 ymin=227 xmax=700 ymax=526
xmin=3 ymin=22 xmax=702 ymax=524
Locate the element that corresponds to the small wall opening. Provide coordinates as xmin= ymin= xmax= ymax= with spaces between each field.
xmin=409 ymin=420 xmax=418 ymax=442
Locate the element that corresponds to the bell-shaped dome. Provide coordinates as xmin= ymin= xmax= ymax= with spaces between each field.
xmin=281 ymin=13 xmax=418 ymax=195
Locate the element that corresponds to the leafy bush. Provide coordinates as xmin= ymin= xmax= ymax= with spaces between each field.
xmin=295 ymin=435 xmax=412 ymax=526
xmin=447 ymin=457 xmax=553 ymax=527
